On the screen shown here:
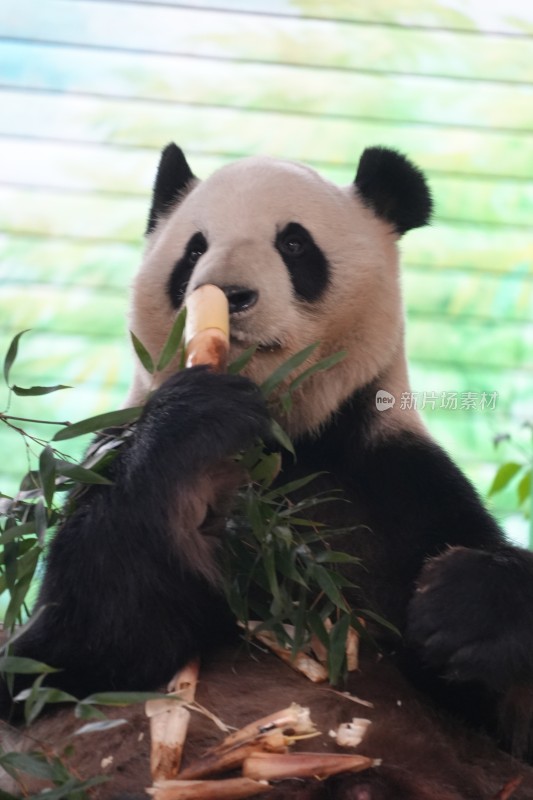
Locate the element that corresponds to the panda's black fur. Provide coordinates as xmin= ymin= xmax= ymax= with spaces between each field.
xmin=2 ymin=145 xmax=533 ymax=799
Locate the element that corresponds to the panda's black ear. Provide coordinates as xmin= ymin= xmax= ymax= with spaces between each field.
xmin=146 ymin=143 xmax=196 ymax=234
xmin=354 ymin=147 xmax=432 ymax=235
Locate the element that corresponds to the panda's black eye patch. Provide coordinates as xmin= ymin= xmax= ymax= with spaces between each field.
xmin=167 ymin=232 xmax=208 ymax=309
xmin=275 ymin=222 xmax=329 ymax=303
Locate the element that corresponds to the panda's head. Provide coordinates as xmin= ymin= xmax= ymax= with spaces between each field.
xmin=128 ymin=144 xmax=432 ymax=437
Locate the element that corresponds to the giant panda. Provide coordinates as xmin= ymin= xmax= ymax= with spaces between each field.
xmin=2 ymin=144 xmax=533 ymax=800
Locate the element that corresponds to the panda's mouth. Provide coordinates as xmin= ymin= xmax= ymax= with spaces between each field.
xmin=230 ymin=332 xmax=283 ymax=354
xmin=256 ymin=341 xmax=283 ymax=354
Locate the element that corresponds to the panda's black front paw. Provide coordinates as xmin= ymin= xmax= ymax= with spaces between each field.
xmin=138 ymin=366 xmax=272 ymax=465
xmin=407 ymin=546 xmax=533 ymax=691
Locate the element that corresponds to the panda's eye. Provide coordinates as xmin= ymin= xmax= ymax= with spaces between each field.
xmin=275 ymin=222 xmax=329 ymax=303
xmin=279 ymin=234 xmax=306 ymax=257
xmin=167 ymin=232 xmax=208 ymax=309
xmin=186 ymin=234 xmax=208 ymax=265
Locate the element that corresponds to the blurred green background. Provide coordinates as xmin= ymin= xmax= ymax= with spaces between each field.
xmin=0 ymin=0 xmax=531 ymax=540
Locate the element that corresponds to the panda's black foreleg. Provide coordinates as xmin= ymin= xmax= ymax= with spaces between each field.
xmin=407 ymin=544 xmax=533 ymax=758
xmin=0 ymin=367 xmax=270 ymax=713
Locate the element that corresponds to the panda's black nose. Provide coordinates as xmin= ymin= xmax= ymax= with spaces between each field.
xmin=222 ymin=285 xmax=259 ymax=314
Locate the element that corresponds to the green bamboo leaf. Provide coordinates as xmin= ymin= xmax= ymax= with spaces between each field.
xmin=4 ymin=563 xmax=40 ymax=629
xmin=488 ymin=462 xmax=522 ymax=496
xmin=228 ymin=345 xmax=258 ymax=374
xmin=357 ymin=608 xmax=400 ymax=637
xmin=286 ymin=350 xmax=346 ymax=394
xmin=315 ymin=551 xmax=362 ymax=565
xmin=130 ymin=331 xmax=155 ymax=374
xmin=53 ymin=406 xmax=142 ymax=441
xmin=74 ymin=703 xmax=107 ymax=720
xmin=80 ymin=691 xmax=181 ymax=706
xmin=312 ymin=565 xmax=349 ymax=613
xmin=34 ymin=499 xmax=48 ymax=544
xmin=249 ymin=452 xmax=281 ymax=486
xmin=0 ymin=751 xmax=56 ymax=781
xmin=264 ymin=473 xmax=322 ymax=501
xmin=39 ymin=445 xmax=56 ymax=508
xmin=26 ymin=687 xmax=79 ymax=724
xmin=269 ymin=420 xmax=295 ymax=456
xmin=328 ymin=613 xmax=351 ymax=685
xmin=11 ymin=384 xmax=71 ymax=397
xmin=0 ymin=521 xmax=36 ymax=544
xmin=2 ymin=330 xmax=30 ymax=386
xmin=156 ymin=308 xmax=187 ymax=372
xmin=307 ymin=611 xmax=330 ymax=651
xmin=55 ymin=461 xmax=113 ymax=486
xmin=0 ymin=656 xmax=59 ymax=674
xmin=518 ymin=470 xmax=531 ymax=505
xmin=260 ymin=342 xmax=318 ymax=397
xmin=74 ymin=719 xmax=127 ymax=735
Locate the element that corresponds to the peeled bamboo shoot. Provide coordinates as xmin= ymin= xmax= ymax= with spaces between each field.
xmin=242 ymin=751 xmax=376 ymax=781
xmin=185 ymin=285 xmax=229 ymax=371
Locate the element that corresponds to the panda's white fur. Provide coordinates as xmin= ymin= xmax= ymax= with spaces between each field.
xmin=128 ymin=156 xmax=424 ymax=439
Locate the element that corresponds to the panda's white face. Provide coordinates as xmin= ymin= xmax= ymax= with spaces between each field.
xmin=129 ymin=155 xmax=417 ymax=437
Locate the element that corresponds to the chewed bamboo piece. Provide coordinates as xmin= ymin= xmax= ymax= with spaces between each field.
xmin=146 ymin=660 xmax=200 ymax=782
xmin=180 ymin=703 xmax=320 ymax=780
xmin=242 ymin=751 xmax=378 ymax=781
xmin=203 ymin=703 xmax=317 ymax=757
xmin=328 ymin=718 xmax=372 ymax=748
xmin=178 ymin=730 xmax=287 ymax=781
xmin=146 ymin=777 xmax=270 ymax=800
xmin=245 ymin=623 xmax=328 ymax=683
xmin=185 ymin=284 xmax=230 ymax=371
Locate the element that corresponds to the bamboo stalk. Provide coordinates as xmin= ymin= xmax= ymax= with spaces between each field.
xmin=242 ymin=751 xmax=377 ymax=781
xmin=185 ymin=285 xmax=230 ymax=371
xmin=146 ymin=777 xmax=271 ymax=800
xmin=146 ymin=660 xmax=200 ymax=781
xmin=178 ymin=731 xmax=287 ymax=780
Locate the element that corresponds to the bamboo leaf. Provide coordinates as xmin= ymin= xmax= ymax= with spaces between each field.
xmin=55 ymin=461 xmax=113 ymax=486
xmin=228 ymin=345 xmax=258 ymax=374
xmin=74 ymin=719 xmax=127 ymax=735
xmin=328 ymin=613 xmax=351 ymax=685
xmin=0 ymin=522 xmax=36 ymax=544
xmin=286 ymin=349 xmax=347 ymax=394
xmin=264 ymin=472 xmax=322 ymax=501
xmin=260 ymin=342 xmax=318 ymax=397
xmin=0 ymin=656 xmax=59 ymax=674
xmin=312 ymin=566 xmax=349 ymax=613
xmin=80 ymin=691 xmax=180 ymax=706
xmin=11 ymin=384 xmax=70 ymax=397
xmin=488 ymin=462 xmax=522 ymax=496
xmin=53 ymin=406 xmax=142 ymax=441
xmin=315 ymin=551 xmax=362 ymax=565
xmin=39 ymin=446 xmax=56 ymax=508
xmin=130 ymin=331 xmax=155 ymax=374
xmin=0 ymin=751 xmax=56 ymax=781
xmin=2 ymin=330 xmax=30 ymax=386
xmin=518 ymin=470 xmax=531 ymax=505
xmin=269 ymin=420 xmax=295 ymax=456
xmin=156 ymin=307 xmax=187 ymax=372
